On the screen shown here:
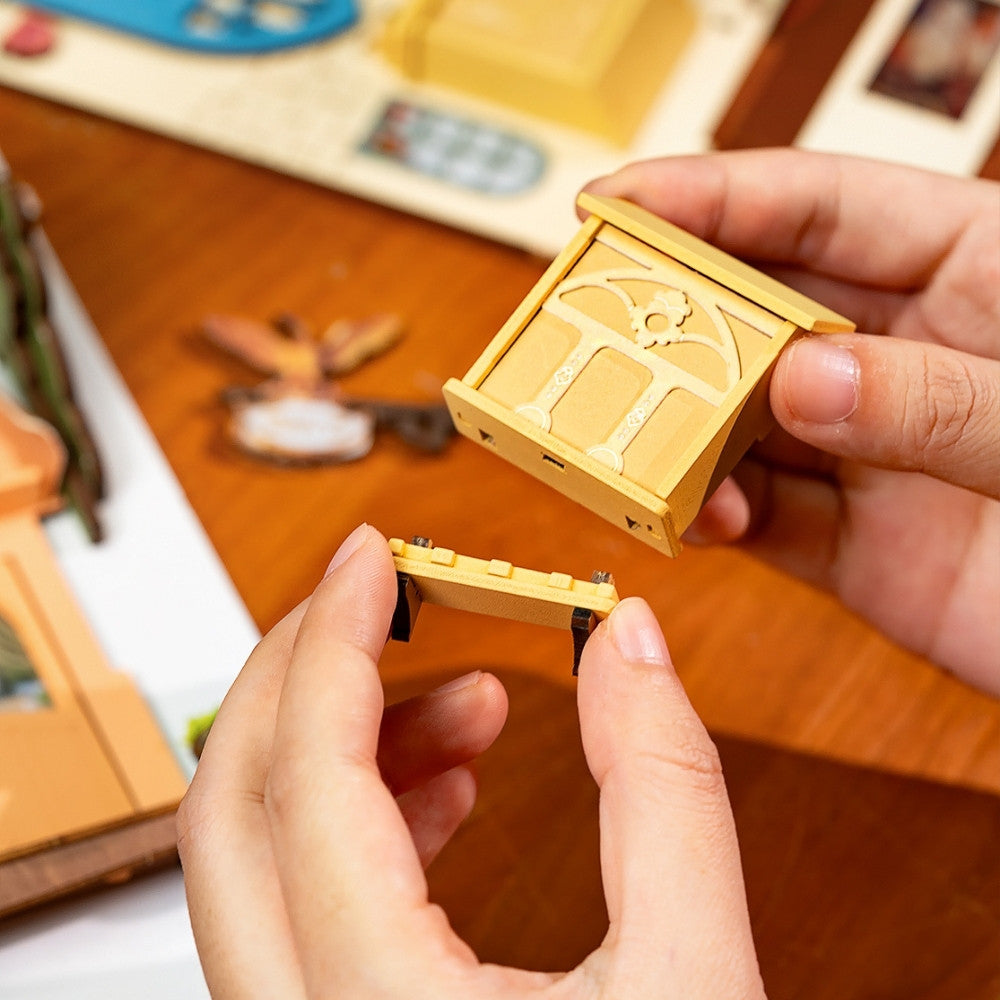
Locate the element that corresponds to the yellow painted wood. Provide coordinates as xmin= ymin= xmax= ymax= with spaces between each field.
xmin=444 ymin=196 xmax=855 ymax=555
xmin=389 ymin=537 xmax=619 ymax=629
xmin=0 ymin=403 xmax=187 ymax=861
xmin=380 ymin=0 xmax=697 ymax=145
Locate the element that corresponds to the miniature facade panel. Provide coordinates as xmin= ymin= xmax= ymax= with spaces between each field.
xmin=443 ymin=194 xmax=854 ymax=556
xmin=389 ymin=537 xmax=619 ymax=629
xmin=0 ymin=404 xmax=187 ymax=862
xmin=380 ymin=0 xmax=697 ymax=145
xmin=1 ymin=545 xmax=136 ymax=854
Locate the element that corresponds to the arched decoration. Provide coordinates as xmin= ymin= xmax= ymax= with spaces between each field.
xmin=514 ymin=227 xmax=772 ymax=474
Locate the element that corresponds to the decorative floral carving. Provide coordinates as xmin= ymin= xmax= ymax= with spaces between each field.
xmin=630 ymin=289 xmax=692 ymax=348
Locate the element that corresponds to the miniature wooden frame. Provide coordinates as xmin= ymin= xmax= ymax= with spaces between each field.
xmin=443 ymin=193 xmax=855 ymax=556
xmin=388 ymin=536 xmax=619 ymax=673
xmin=0 ymin=396 xmax=186 ymax=913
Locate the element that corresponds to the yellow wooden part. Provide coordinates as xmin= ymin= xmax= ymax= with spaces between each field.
xmin=379 ymin=0 xmax=697 ymax=145
xmin=0 ymin=402 xmax=187 ymax=861
xmin=389 ymin=537 xmax=619 ymax=629
xmin=443 ymin=195 xmax=856 ymax=556
xmin=14 ymin=512 xmax=188 ymax=815
xmin=0 ymin=540 xmax=135 ymax=859
xmin=444 ymin=380 xmax=681 ymax=555
xmin=461 ymin=214 xmax=601 ymax=389
xmin=578 ymin=193 xmax=856 ymax=333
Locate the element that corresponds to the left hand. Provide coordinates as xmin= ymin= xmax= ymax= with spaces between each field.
xmin=178 ymin=525 xmax=763 ymax=999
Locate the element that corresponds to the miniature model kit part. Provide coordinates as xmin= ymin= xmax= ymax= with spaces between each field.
xmin=380 ymin=0 xmax=697 ymax=146
xmin=200 ymin=311 xmax=451 ymax=464
xmin=442 ymin=193 xmax=854 ymax=557
xmin=0 ymin=397 xmax=187 ymax=873
xmin=388 ymin=536 xmax=619 ymax=673
xmin=201 ymin=312 xmax=403 ymax=385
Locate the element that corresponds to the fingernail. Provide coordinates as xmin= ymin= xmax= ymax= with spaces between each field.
xmin=609 ymin=598 xmax=669 ymax=666
xmin=432 ymin=671 xmax=482 ymax=695
xmin=323 ymin=523 xmax=369 ymax=578
xmin=785 ymin=338 xmax=860 ymax=424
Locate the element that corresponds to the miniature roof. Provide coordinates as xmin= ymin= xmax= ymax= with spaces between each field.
xmin=577 ymin=193 xmax=855 ymax=334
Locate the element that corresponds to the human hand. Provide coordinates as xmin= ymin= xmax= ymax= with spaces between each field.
xmin=178 ymin=524 xmax=763 ymax=999
xmin=584 ymin=150 xmax=1000 ymax=694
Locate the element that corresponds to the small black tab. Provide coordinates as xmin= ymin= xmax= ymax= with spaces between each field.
xmin=571 ymin=606 xmax=597 ymax=676
xmin=390 ymin=572 xmax=422 ymax=642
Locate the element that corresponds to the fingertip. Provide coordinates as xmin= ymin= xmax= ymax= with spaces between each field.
xmin=683 ymin=477 xmax=751 ymax=545
xmin=774 ymin=334 xmax=1000 ymax=496
xmin=578 ymin=600 xmax=677 ymax=694
xmin=580 ymin=171 xmax=621 ymax=197
xmin=477 ymin=670 xmax=510 ymax=726
xmin=607 ymin=597 xmax=672 ymax=668
xmin=322 ymin=523 xmax=390 ymax=580
xmin=298 ymin=524 xmax=398 ymax=671
xmin=577 ymin=172 xmax=623 ymax=220
xmin=434 ymin=670 xmax=509 ymax=755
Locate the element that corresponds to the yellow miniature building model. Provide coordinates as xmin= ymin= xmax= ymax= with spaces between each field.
xmin=380 ymin=0 xmax=697 ymax=145
xmin=389 ymin=536 xmax=619 ymax=671
xmin=0 ymin=396 xmax=186 ymax=870
xmin=443 ymin=193 xmax=855 ymax=557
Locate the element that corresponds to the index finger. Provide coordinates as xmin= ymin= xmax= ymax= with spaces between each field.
xmin=263 ymin=526 xmax=470 ymax=995
xmin=582 ymin=149 xmax=992 ymax=289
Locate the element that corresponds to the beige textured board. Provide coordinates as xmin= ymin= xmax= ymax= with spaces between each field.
xmin=443 ymin=193 xmax=855 ymax=556
xmin=389 ymin=537 xmax=618 ymax=628
xmin=0 ymin=1 xmax=790 ymax=258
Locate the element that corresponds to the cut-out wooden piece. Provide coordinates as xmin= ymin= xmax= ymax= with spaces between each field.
xmin=0 ymin=395 xmax=187 ymax=905
xmin=443 ymin=193 xmax=855 ymax=556
xmin=388 ymin=536 xmax=619 ymax=672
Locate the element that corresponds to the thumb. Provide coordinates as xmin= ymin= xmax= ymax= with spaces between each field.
xmin=771 ymin=334 xmax=1000 ymax=498
xmin=577 ymin=599 xmax=762 ymax=998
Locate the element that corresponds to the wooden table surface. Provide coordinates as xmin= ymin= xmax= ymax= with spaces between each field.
xmin=1 ymin=87 xmax=997 ymax=997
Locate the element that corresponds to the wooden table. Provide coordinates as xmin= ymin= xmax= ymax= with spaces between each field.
xmin=1 ymin=87 xmax=997 ymax=998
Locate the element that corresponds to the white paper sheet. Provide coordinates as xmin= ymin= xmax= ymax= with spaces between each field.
xmin=0 ymin=237 xmax=258 ymax=999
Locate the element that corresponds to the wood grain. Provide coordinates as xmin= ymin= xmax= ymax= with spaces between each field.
xmin=0 ymin=85 xmax=996 ymax=992
xmin=0 ymin=811 xmax=179 ymax=919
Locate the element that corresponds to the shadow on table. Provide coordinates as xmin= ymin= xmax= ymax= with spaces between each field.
xmin=386 ymin=669 xmax=1000 ymax=1000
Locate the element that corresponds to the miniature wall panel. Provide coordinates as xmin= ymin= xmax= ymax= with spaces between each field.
xmin=0 ymin=401 xmax=187 ymax=863
xmin=0 ymin=547 xmax=134 ymax=858
xmin=478 ymin=225 xmax=790 ymax=496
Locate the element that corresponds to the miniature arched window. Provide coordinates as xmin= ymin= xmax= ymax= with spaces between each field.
xmin=0 ymin=612 xmax=48 ymax=711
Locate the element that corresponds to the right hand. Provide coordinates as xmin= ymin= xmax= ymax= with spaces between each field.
xmin=584 ymin=151 xmax=1000 ymax=694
